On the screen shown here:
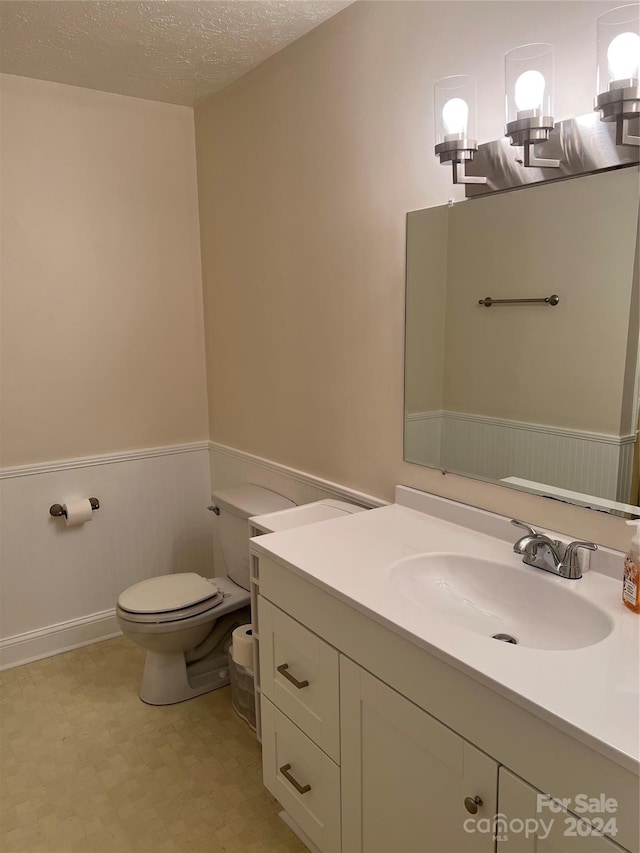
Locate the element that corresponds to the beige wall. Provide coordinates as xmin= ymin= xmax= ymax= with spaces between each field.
xmin=195 ymin=0 xmax=631 ymax=550
xmin=0 ymin=74 xmax=209 ymax=466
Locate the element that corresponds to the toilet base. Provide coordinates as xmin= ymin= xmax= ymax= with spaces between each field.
xmin=140 ymin=650 xmax=230 ymax=705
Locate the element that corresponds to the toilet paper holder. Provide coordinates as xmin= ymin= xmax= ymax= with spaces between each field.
xmin=49 ymin=498 xmax=100 ymax=518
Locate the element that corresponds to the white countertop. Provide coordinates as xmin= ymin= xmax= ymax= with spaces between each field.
xmin=251 ymin=491 xmax=640 ymax=774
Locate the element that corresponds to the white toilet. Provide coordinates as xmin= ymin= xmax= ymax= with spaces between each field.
xmin=116 ymin=484 xmax=295 ymax=705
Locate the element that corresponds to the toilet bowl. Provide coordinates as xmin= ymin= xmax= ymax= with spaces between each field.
xmin=117 ymin=574 xmax=251 ymax=705
xmin=117 ymin=484 xmax=295 ymax=705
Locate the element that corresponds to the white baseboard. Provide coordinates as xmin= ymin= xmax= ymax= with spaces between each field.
xmin=0 ymin=609 xmax=121 ymax=671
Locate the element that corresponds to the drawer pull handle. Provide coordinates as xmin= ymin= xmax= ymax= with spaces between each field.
xmin=280 ymin=763 xmax=311 ymax=795
xmin=464 ymin=796 xmax=483 ymax=815
xmin=277 ymin=663 xmax=309 ymax=689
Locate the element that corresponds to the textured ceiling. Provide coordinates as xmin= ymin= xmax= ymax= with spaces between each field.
xmin=0 ymin=0 xmax=352 ymax=106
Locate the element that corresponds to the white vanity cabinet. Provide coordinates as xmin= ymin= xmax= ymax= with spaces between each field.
xmin=259 ymin=595 xmax=498 ymax=853
xmin=259 ymin=597 xmax=342 ymax=852
xmin=254 ymin=552 xmax=638 ymax=853
xmin=340 ymin=656 xmax=498 ymax=853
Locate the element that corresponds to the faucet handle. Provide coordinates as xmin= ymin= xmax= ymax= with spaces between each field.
xmin=511 ymin=519 xmax=538 ymax=537
xmin=560 ymin=540 xmax=598 ymax=579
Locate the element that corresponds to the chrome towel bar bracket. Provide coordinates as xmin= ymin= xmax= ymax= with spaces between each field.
xmin=479 ymin=294 xmax=560 ymax=307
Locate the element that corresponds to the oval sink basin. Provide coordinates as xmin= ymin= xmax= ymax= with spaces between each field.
xmin=389 ymin=553 xmax=613 ymax=650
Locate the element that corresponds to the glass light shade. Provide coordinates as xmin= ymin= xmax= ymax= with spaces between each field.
xmin=434 ymin=76 xmax=478 ymax=145
xmin=596 ymin=4 xmax=640 ymax=93
xmin=505 ymin=44 xmax=554 ymax=124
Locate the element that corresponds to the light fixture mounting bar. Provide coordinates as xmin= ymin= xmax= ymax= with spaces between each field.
xmin=463 ymin=112 xmax=639 ymax=197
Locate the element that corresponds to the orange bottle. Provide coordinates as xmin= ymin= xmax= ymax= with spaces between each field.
xmin=623 ymin=521 xmax=640 ymax=614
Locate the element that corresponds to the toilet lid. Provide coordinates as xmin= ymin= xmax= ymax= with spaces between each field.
xmin=118 ymin=573 xmax=222 ymax=614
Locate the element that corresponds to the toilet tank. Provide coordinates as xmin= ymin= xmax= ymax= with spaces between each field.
xmin=211 ymin=485 xmax=295 ymax=590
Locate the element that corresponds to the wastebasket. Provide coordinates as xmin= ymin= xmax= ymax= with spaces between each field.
xmin=229 ymin=656 xmax=256 ymax=730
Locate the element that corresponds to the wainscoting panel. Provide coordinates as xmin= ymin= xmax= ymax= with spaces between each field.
xmin=0 ymin=444 xmax=213 ymax=669
xmin=404 ymin=412 xmax=442 ymax=468
xmin=404 ymin=411 xmax=635 ymax=504
xmin=617 ymin=441 xmax=637 ymax=504
xmin=209 ymin=442 xmax=384 ymax=508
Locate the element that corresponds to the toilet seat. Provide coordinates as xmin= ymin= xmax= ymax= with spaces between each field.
xmin=117 ymin=596 xmax=225 ymax=624
xmin=117 ymin=573 xmax=223 ymax=624
xmin=117 ymin=574 xmax=251 ymax=626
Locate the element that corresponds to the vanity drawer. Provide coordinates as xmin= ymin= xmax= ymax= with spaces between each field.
xmin=259 ymin=596 xmax=340 ymax=762
xmin=262 ymin=697 xmax=341 ymax=853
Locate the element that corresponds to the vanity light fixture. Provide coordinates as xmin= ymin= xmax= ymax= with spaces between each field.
xmin=505 ymin=43 xmax=560 ymax=168
xmin=595 ymin=4 xmax=640 ymax=146
xmin=434 ymin=76 xmax=487 ymax=184
xmin=433 ymin=9 xmax=639 ymax=195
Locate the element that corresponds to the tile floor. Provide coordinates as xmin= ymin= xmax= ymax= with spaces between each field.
xmin=0 ymin=638 xmax=306 ymax=853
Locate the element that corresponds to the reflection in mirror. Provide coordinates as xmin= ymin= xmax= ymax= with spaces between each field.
xmin=404 ymin=168 xmax=640 ymax=517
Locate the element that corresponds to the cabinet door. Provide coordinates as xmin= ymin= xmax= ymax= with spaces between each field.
xmin=498 ymin=769 xmax=623 ymax=853
xmin=341 ymin=657 xmax=497 ymax=853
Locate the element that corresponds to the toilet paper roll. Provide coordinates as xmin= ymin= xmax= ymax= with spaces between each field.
xmin=63 ymin=499 xmax=94 ymax=527
xmin=231 ymin=624 xmax=254 ymax=668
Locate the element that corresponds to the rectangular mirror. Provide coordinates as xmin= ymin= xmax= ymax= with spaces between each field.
xmin=404 ymin=167 xmax=640 ymax=516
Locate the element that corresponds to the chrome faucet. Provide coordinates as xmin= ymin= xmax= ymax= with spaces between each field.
xmin=511 ymin=520 xmax=597 ymax=580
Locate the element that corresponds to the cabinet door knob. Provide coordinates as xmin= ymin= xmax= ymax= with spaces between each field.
xmin=279 ymin=763 xmax=311 ymax=795
xmin=464 ymin=795 xmax=483 ymax=814
xmin=277 ymin=662 xmax=309 ymax=689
